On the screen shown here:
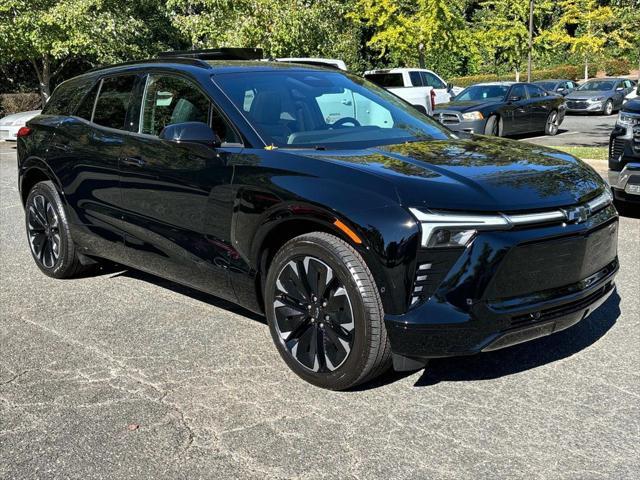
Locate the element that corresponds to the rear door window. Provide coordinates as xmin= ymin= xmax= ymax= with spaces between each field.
xmin=92 ymin=75 xmax=136 ymax=130
xmin=409 ymin=72 xmax=423 ymax=87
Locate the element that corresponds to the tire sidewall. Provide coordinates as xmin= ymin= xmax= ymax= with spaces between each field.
xmin=265 ymin=237 xmax=374 ymax=389
xmin=604 ymin=100 xmax=613 ymax=115
xmin=545 ymin=110 xmax=558 ymax=135
xmin=25 ymin=181 xmax=75 ymax=278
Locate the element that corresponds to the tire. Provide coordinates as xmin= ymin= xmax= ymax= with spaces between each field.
xmin=264 ymin=232 xmax=391 ymax=390
xmin=545 ymin=110 xmax=560 ymax=136
xmin=484 ymin=115 xmax=502 ymax=136
xmin=603 ymin=100 xmax=614 ymax=116
xmin=25 ymin=181 xmax=88 ymax=278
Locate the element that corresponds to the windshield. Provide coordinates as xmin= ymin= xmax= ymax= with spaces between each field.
xmin=535 ymin=82 xmax=556 ymax=91
xmin=454 ymin=85 xmax=509 ymax=102
xmin=577 ymin=81 xmax=614 ymax=91
xmin=214 ymin=70 xmax=451 ymax=149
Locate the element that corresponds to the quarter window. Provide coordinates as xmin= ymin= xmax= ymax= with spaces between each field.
xmin=74 ymin=82 xmax=100 ymax=121
xmin=93 ymin=75 xmax=136 ymax=130
xmin=141 ymin=74 xmax=240 ymax=144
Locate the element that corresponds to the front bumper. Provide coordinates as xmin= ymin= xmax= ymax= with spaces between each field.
xmin=385 ymin=205 xmax=619 ymax=361
xmin=0 ymin=125 xmax=19 ymax=141
xmin=433 ymin=110 xmax=486 ymax=134
xmin=566 ymin=99 xmax=607 ymax=113
xmin=608 ymin=124 xmax=640 ymax=200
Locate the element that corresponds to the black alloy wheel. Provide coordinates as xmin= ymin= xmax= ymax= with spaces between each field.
xmin=25 ymin=181 xmax=89 ymax=278
xmin=273 ymin=256 xmax=355 ymax=373
xmin=265 ymin=232 xmax=391 ymax=390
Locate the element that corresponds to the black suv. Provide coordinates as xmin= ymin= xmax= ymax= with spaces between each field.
xmin=17 ymin=50 xmax=619 ymax=390
xmin=609 ymin=98 xmax=640 ymax=203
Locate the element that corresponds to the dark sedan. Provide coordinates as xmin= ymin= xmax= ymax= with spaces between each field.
xmin=434 ymin=82 xmax=566 ymax=136
xmin=566 ymin=78 xmax=636 ymax=115
xmin=533 ymin=79 xmax=578 ymax=96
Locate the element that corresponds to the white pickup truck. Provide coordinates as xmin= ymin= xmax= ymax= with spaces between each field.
xmin=364 ymin=68 xmax=463 ymax=116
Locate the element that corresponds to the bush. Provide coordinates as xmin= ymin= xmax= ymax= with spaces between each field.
xmin=0 ymin=93 xmax=42 ymax=118
xmin=604 ymin=59 xmax=631 ymax=76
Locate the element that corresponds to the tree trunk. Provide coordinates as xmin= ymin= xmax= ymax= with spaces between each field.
xmin=584 ymin=56 xmax=589 ymax=82
xmin=30 ymin=56 xmax=51 ymax=104
xmin=515 ymin=68 xmax=520 ymax=82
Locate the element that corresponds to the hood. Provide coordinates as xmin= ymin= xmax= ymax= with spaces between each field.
xmin=435 ymin=100 xmax=500 ymax=113
xmin=296 ymin=137 xmax=605 ymax=212
xmin=622 ymin=99 xmax=640 ymax=114
xmin=0 ymin=110 xmax=42 ymax=125
xmin=566 ymin=90 xmax=610 ymax=99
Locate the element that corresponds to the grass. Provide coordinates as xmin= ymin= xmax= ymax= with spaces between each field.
xmin=544 ymin=146 xmax=609 ymax=161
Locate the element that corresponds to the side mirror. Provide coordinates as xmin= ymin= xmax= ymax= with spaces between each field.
xmin=159 ymin=121 xmax=221 ymax=147
xmin=508 ymin=96 xmax=522 ymax=103
xmin=447 ymin=82 xmax=453 ymax=91
xmin=557 ymin=88 xmax=567 ymax=94
xmin=616 ymin=87 xmax=624 ymax=92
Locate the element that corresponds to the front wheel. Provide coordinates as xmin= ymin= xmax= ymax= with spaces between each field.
xmin=264 ymin=232 xmax=391 ymax=390
xmin=545 ymin=110 xmax=560 ymax=136
xmin=603 ymin=100 xmax=614 ymax=116
xmin=484 ymin=115 xmax=502 ymax=136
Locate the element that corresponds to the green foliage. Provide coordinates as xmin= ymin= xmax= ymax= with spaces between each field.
xmin=449 ymin=64 xmax=592 ymax=87
xmin=604 ymin=58 xmax=632 ymax=76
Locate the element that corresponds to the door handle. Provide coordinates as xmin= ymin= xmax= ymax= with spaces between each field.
xmin=52 ymin=142 xmax=71 ymax=152
xmin=121 ymin=156 xmax=146 ymax=167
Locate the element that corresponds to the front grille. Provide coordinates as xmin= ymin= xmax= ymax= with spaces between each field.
xmin=410 ymin=249 xmax=463 ymax=307
xmin=437 ymin=112 xmax=461 ymax=125
xmin=610 ymin=137 xmax=626 ymax=160
xmin=567 ymin=100 xmax=588 ymax=109
xmin=634 ymin=126 xmax=640 ymax=151
xmin=485 ymin=221 xmax=618 ymax=301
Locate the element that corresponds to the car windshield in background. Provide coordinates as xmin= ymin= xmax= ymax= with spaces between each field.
xmin=363 ymin=73 xmax=404 ymax=88
xmin=454 ymin=85 xmax=509 ymax=102
xmin=577 ymin=81 xmax=614 ymax=91
xmin=535 ymin=82 xmax=556 ymax=91
xmin=214 ymin=70 xmax=451 ymax=149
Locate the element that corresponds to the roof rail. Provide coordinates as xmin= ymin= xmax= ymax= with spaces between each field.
xmin=88 ymin=57 xmax=212 ymax=73
xmin=157 ymin=48 xmax=263 ymax=61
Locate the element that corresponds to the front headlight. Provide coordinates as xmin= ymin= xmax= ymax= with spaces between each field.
xmin=588 ymin=97 xmax=604 ymax=103
xmin=617 ymin=112 xmax=640 ymax=127
xmin=408 ymin=209 xmax=510 ymax=248
xmin=461 ymin=111 xmax=484 ymax=121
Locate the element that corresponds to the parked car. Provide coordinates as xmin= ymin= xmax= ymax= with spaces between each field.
xmin=609 ymin=98 xmax=640 ymax=204
xmin=532 ymin=79 xmax=578 ymax=96
xmin=623 ymin=80 xmax=638 ymax=105
xmin=0 ymin=110 xmax=42 ymax=141
xmin=363 ymin=68 xmax=463 ymax=114
xmin=433 ymin=82 xmax=566 ymax=136
xmin=18 ymin=51 xmax=618 ymax=390
xmin=565 ymin=78 xmax=635 ymax=115
xmin=274 ymin=58 xmax=347 ymax=71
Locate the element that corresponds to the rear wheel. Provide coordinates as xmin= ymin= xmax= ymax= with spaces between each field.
xmin=265 ymin=232 xmax=391 ymax=390
xmin=484 ymin=115 xmax=502 ymax=136
xmin=545 ymin=110 xmax=560 ymax=136
xmin=25 ymin=181 xmax=89 ymax=278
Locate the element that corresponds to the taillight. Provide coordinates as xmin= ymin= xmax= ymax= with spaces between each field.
xmin=17 ymin=126 xmax=32 ymax=138
xmin=430 ymin=89 xmax=436 ymax=112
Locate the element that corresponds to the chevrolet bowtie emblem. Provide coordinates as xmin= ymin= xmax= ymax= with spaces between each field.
xmin=562 ymin=205 xmax=590 ymax=224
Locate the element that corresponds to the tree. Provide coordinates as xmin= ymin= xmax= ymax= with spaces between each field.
xmin=610 ymin=2 xmax=640 ymax=80
xmin=0 ymin=0 xmax=177 ymax=101
xmin=167 ymin=0 xmax=365 ymax=70
xmin=539 ymin=0 xmax=614 ymax=80
xmin=349 ymin=0 xmax=474 ymax=76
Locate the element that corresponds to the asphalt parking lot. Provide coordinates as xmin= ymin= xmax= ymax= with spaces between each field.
xmin=523 ymin=112 xmax=618 ymax=147
xmin=1 ymin=141 xmax=639 ymax=479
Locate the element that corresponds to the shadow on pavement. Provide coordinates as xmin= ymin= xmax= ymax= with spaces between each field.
xmin=108 ymin=267 xmax=266 ymax=324
xmin=615 ymin=200 xmax=640 ymax=219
